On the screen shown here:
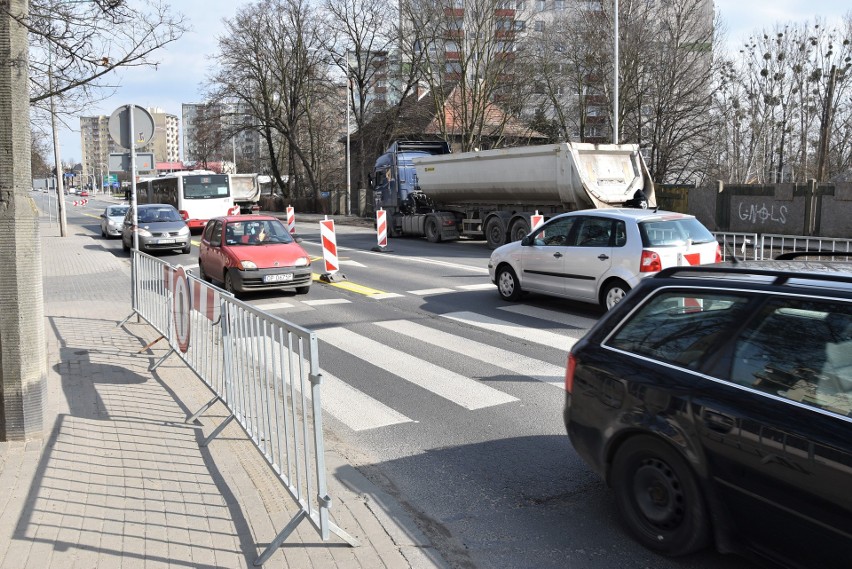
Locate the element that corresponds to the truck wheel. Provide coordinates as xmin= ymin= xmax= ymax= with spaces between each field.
xmin=425 ymin=217 xmax=442 ymax=243
xmin=510 ymin=218 xmax=530 ymax=242
xmin=496 ymin=266 xmax=522 ymax=301
xmin=485 ymin=217 xmax=507 ymax=249
xmin=611 ymin=436 xmax=710 ymax=556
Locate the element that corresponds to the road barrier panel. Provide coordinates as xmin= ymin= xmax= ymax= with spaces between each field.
xmin=531 ymin=211 xmax=544 ymax=232
xmin=318 ymin=217 xmax=346 ymax=283
xmin=286 ymin=205 xmax=296 ymax=234
xmin=371 ymin=208 xmax=392 ymax=252
xmin=120 ymin=252 xmax=358 ymax=564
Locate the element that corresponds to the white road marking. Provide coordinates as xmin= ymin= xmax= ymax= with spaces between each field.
xmin=377 ymin=320 xmax=566 ymax=389
xmin=253 ymin=301 xmax=295 ymax=311
xmin=370 ymin=292 xmax=405 ymax=300
xmin=317 ymin=327 xmax=518 ymax=410
xmin=456 ymin=283 xmax=495 ymax=291
xmin=497 ymin=305 xmax=599 ymax=330
xmin=319 ymin=370 xmax=413 ymax=431
xmin=302 ymin=299 xmax=351 ymax=306
xmin=441 ymin=311 xmax=580 ymax=350
xmin=408 ymin=287 xmax=456 ymax=296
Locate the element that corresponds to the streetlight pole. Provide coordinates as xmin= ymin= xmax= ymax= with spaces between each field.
xmin=345 ymin=77 xmax=351 ymax=216
xmin=613 ymin=0 xmax=619 ymax=145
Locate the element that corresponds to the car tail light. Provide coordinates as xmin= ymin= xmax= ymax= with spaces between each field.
xmin=179 ymin=210 xmax=189 ymax=220
xmin=565 ymin=353 xmax=577 ymax=393
xmin=640 ymin=250 xmax=661 ymax=272
xmin=715 ymin=243 xmax=722 ymax=263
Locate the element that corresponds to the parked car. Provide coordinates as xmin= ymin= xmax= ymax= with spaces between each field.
xmin=100 ymin=204 xmax=129 ymax=238
xmin=121 ymin=204 xmax=191 ymax=254
xmin=79 ymin=190 xmax=89 ymax=197
xmin=563 ymin=262 xmax=852 ymax=568
xmin=488 ymin=209 xmax=721 ymax=309
xmin=198 ymin=215 xmax=312 ymax=296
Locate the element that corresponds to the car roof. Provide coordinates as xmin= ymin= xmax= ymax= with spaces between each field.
xmin=214 ymin=215 xmax=279 ymax=223
xmin=553 ymin=209 xmax=694 ymax=222
xmin=653 ymin=263 xmax=852 ymax=296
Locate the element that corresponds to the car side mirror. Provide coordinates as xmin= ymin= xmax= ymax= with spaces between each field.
xmin=521 ymin=235 xmax=533 ymax=246
xmin=294 ymin=236 xmax=303 ymax=243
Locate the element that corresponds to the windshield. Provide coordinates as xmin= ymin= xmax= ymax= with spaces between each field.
xmin=640 ymin=218 xmax=715 ymax=247
xmin=224 ymin=219 xmax=294 ymax=245
xmin=138 ymin=207 xmax=183 ymax=224
xmin=183 ymin=175 xmax=230 ymax=199
xmin=108 ymin=206 xmax=128 ymax=217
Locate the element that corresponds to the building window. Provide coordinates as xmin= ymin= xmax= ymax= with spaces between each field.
xmin=536 ymin=0 xmax=545 ymax=10
xmin=516 ymin=0 xmax=525 ymax=9
xmin=555 ymin=0 xmax=564 ymax=9
xmin=534 ymin=20 xmax=545 ymax=32
xmin=514 ymin=20 xmax=526 ymax=31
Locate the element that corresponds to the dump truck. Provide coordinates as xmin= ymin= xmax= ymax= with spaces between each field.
xmin=229 ymin=173 xmax=261 ymax=214
xmin=371 ymin=140 xmax=656 ymax=248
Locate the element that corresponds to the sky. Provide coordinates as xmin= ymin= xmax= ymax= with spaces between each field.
xmin=55 ymin=0 xmax=852 ymax=165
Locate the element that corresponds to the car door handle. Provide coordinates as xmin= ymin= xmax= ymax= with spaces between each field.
xmin=598 ymin=254 xmax=609 ymax=260
xmin=702 ymin=409 xmax=735 ymax=433
xmin=553 ymin=252 xmax=563 ymax=258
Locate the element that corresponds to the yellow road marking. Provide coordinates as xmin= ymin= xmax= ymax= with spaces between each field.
xmin=311 ymin=273 xmax=387 ymax=296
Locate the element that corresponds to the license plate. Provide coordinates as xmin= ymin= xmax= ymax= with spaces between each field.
xmin=264 ymin=273 xmax=293 ymax=283
xmin=157 ymin=239 xmax=175 ymax=244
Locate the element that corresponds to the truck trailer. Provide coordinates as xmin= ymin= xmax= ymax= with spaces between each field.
xmin=371 ymin=140 xmax=656 ymax=248
xmin=229 ymin=173 xmax=261 ymax=214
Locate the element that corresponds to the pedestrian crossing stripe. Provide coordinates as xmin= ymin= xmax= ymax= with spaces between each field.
xmin=316 ymin=327 xmax=518 ymax=410
xmin=408 ymin=287 xmax=456 ymax=296
xmin=441 ymin=311 xmax=577 ymax=351
xmin=376 ymin=320 xmax=565 ymax=389
xmin=455 ymin=283 xmax=496 ymax=291
xmin=319 ymin=370 xmax=413 ymax=430
xmin=496 ymin=305 xmax=598 ymax=330
xmin=302 ymin=299 xmax=351 ymax=306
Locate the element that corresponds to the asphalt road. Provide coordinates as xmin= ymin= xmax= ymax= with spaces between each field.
xmin=46 ymin=192 xmax=761 ymax=569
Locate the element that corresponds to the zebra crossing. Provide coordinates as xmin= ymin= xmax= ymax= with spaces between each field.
xmin=250 ymin=295 xmax=597 ymax=432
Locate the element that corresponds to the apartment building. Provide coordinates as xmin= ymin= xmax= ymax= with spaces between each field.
xmin=182 ymin=102 xmax=264 ymax=172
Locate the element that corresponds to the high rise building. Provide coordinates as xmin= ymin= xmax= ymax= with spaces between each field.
xmin=182 ymin=102 xmax=264 ymax=172
xmin=79 ymin=107 xmax=180 ymax=184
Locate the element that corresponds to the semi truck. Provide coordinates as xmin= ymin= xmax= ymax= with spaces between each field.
xmin=371 ymin=140 xmax=656 ymax=248
xmin=229 ymin=173 xmax=261 ymax=214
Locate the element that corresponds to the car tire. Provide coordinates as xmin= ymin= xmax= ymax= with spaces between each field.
xmin=611 ymin=436 xmax=710 ymax=557
xmin=198 ymin=261 xmax=211 ymax=283
xmin=181 ymin=243 xmax=191 ymax=254
xmin=602 ymin=280 xmax=630 ymax=310
xmin=295 ymin=285 xmax=310 ymax=295
xmin=101 ymin=227 xmax=106 ymax=238
xmin=496 ymin=265 xmax=522 ymax=301
xmin=224 ymin=272 xmax=240 ymax=296
xmin=425 ymin=217 xmax=441 ymax=243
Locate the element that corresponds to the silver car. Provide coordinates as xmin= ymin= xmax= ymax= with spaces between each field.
xmin=121 ymin=204 xmax=191 ymax=254
xmin=100 ymin=205 xmax=129 ymax=238
xmin=488 ymin=209 xmax=721 ymax=310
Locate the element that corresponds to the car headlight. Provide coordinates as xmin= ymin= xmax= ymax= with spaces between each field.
xmin=177 ymin=226 xmax=190 ymax=236
xmin=137 ymin=228 xmax=152 ymax=237
xmin=109 ymin=220 xmax=120 ymax=228
xmin=294 ymin=256 xmax=311 ymax=267
xmin=238 ymin=260 xmax=257 ymax=270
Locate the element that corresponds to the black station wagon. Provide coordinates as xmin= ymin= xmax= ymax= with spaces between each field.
xmin=564 ymin=263 xmax=852 ymax=568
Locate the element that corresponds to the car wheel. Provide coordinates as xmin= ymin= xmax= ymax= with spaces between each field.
xmin=181 ymin=243 xmax=191 ymax=254
xmin=198 ymin=261 xmax=211 ymax=283
xmin=101 ymin=227 xmax=106 ymax=237
xmin=611 ymin=436 xmax=710 ymax=557
xmin=425 ymin=217 xmax=441 ymax=243
xmin=496 ymin=265 xmax=522 ymax=301
xmin=295 ymin=285 xmax=310 ymax=295
xmin=485 ymin=217 xmax=507 ymax=250
xmin=224 ymin=272 xmax=240 ymax=296
xmin=602 ymin=280 xmax=630 ymax=310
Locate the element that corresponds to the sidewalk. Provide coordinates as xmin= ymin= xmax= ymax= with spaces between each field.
xmin=0 ymin=217 xmax=447 ymax=569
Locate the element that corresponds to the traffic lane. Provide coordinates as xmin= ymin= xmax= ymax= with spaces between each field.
xmin=272 ymin=273 xmax=755 ymax=569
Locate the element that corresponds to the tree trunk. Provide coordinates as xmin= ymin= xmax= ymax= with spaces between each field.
xmin=0 ymin=0 xmax=47 ymax=441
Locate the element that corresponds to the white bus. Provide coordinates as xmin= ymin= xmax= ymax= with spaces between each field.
xmin=144 ymin=170 xmax=238 ymax=230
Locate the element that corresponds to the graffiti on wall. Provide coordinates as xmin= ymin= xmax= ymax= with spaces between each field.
xmin=738 ymin=202 xmax=788 ymax=225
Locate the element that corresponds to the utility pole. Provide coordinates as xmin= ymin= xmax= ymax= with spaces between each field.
xmin=48 ymin=41 xmax=68 ymax=236
xmin=0 ymin=0 xmax=47 ymax=441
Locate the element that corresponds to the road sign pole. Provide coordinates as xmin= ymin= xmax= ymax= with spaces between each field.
xmin=130 ymin=104 xmax=139 ymax=253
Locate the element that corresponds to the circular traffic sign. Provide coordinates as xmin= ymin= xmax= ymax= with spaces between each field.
xmin=108 ymin=105 xmax=155 ymax=149
xmin=172 ymin=266 xmax=191 ymax=353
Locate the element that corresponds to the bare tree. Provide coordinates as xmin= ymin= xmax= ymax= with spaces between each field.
xmin=186 ymin=103 xmax=225 ymax=170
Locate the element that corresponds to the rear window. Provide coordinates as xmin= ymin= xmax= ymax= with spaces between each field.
xmin=607 ymin=291 xmax=752 ymax=369
xmin=640 ymin=218 xmax=715 ymax=247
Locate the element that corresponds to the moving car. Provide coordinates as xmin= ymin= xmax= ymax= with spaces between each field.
xmin=121 ymin=204 xmax=191 ymax=254
xmin=563 ymin=263 xmax=852 ymax=568
xmin=100 ymin=204 xmax=129 ymax=238
xmin=198 ymin=215 xmax=311 ymax=296
xmin=488 ymin=209 xmax=720 ymax=309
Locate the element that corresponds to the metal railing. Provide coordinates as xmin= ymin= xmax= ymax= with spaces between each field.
xmin=715 ymin=232 xmax=852 ymax=262
xmin=714 ymin=231 xmax=760 ymax=261
xmin=121 ymin=251 xmax=357 ymax=565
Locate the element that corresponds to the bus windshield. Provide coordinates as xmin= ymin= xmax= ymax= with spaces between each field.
xmin=183 ymin=175 xmax=230 ymax=199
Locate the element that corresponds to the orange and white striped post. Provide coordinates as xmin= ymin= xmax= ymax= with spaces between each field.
xmin=531 ymin=210 xmax=544 ymax=232
xmin=286 ymin=205 xmax=296 ymax=234
xmin=371 ymin=208 xmax=392 ymax=252
xmin=319 ymin=216 xmax=346 ymax=282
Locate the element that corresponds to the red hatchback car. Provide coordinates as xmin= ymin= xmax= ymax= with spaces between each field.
xmin=198 ymin=215 xmax=312 ymax=295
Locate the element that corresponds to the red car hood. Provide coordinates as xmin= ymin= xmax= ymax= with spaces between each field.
xmin=227 ymin=242 xmax=308 ymax=269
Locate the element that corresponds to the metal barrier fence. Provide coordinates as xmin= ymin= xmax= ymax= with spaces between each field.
xmin=715 ymin=232 xmax=852 ymax=261
xmin=120 ymin=251 xmax=357 ymax=565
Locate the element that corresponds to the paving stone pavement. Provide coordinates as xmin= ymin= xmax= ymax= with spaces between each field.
xmin=0 ymin=217 xmax=448 ymax=569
